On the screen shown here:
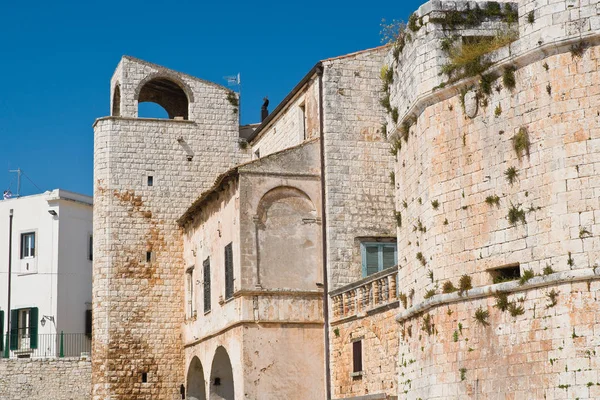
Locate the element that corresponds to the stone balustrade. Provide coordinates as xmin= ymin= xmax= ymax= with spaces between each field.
xmin=330 ymin=267 xmax=398 ymax=321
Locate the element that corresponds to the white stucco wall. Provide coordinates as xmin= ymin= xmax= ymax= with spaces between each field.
xmin=0 ymin=189 xmax=92 ymax=355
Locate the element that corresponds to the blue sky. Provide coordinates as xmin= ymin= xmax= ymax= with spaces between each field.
xmin=0 ymin=0 xmax=422 ymax=197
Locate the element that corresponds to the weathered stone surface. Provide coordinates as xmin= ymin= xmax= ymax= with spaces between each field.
xmin=0 ymin=359 xmax=91 ymax=400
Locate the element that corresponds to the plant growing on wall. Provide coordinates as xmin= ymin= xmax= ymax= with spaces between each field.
xmin=395 ymin=211 xmax=402 ymax=228
xmin=421 ymin=314 xmax=434 ymax=335
xmin=485 ymin=195 xmax=501 ymax=208
xmin=546 ymin=289 xmax=559 ymax=308
xmin=399 ymin=292 xmax=408 ymax=308
xmin=458 ymin=275 xmax=472 ymax=295
xmin=431 ymin=200 xmax=440 ymax=210
xmin=494 ymin=104 xmax=502 ymax=117
xmin=543 ymin=265 xmax=555 ymax=275
xmin=507 ymin=203 xmax=526 ymax=225
xmin=518 ymin=269 xmax=535 ymax=285
xmin=442 ymin=280 xmax=457 ymax=293
xmin=424 ymin=288 xmax=436 ymax=299
xmin=416 ymin=252 xmax=427 ymax=266
xmin=504 ymin=167 xmax=518 ymax=185
xmin=503 ymin=66 xmax=516 ymax=90
xmin=512 ymin=127 xmax=531 ymax=159
xmin=508 ymin=302 xmax=525 ymax=317
xmin=567 ymin=252 xmax=574 ymax=267
xmin=527 ymin=10 xmax=535 ymax=24
xmin=459 ymin=367 xmax=467 ymax=381
xmin=474 ymin=306 xmax=490 ymax=326
xmin=494 ymin=292 xmax=509 ymax=311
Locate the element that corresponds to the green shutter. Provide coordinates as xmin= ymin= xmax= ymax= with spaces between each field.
xmin=10 ymin=309 xmax=18 ymax=350
xmin=382 ymin=245 xmax=396 ymax=269
xmin=0 ymin=310 xmax=4 ymax=352
xmin=29 ymin=308 xmax=38 ymax=349
xmin=365 ymin=246 xmax=379 ymax=276
xmin=225 ymin=243 xmax=234 ymax=299
xmin=203 ymin=258 xmax=211 ymax=313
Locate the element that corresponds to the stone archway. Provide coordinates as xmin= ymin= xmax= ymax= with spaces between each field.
xmin=187 ymin=356 xmax=206 ymax=400
xmin=209 ymin=346 xmax=234 ymax=400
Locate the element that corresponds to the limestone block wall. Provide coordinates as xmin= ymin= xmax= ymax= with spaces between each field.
xmin=93 ymin=57 xmax=246 ymax=399
xmin=331 ymin=308 xmax=399 ymax=399
xmin=251 ymin=76 xmax=320 ymax=158
xmin=322 ymin=48 xmax=397 ymax=290
xmin=397 ymin=273 xmax=600 ymax=399
xmin=384 ymin=0 xmax=600 ymax=398
xmin=0 ymin=359 xmax=91 ymax=400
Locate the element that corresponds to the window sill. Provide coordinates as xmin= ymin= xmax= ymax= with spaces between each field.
xmin=350 ymin=371 xmax=364 ymax=378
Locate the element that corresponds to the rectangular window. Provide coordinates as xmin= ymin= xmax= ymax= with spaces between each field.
xmin=20 ymin=232 xmax=35 ymax=259
xmin=146 ymin=251 xmax=152 ymax=263
xmin=85 ymin=310 xmax=92 ymax=338
xmin=224 ymin=243 xmax=234 ymax=300
xmin=361 ymin=242 xmax=397 ymax=277
xmin=147 ymin=176 xmax=153 ymax=187
xmin=10 ymin=307 xmax=38 ymax=350
xmin=299 ymin=104 xmax=307 ymax=140
xmin=203 ymin=257 xmax=211 ymax=313
xmin=489 ymin=263 xmax=521 ymax=284
xmin=352 ymin=340 xmax=363 ymax=373
xmin=187 ymin=267 xmax=196 ymax=318
xmin=88 ymin=235 xmax=93 ymax=261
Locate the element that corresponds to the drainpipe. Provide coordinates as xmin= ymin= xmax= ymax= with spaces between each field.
xmin=5 ymin=209 xmax=13 ymax=358
xmin=316 ymin=63 xmax=332 ymax=400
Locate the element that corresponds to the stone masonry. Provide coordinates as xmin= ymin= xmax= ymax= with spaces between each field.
xmin=382 ymin=0 xmax=600 ymax=398
xmin=0 ymin=358 xmax=91 ymax=400
xmin=93 ymin=56 xmax=249 ymax=399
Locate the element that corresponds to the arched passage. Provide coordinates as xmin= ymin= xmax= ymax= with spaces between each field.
xmin=137 ymin=77 xmax=189 ymax=119
xmin=256 ymin=186 xmax=320 ymax=290
xmin=187 ymin=356 xmax=206 ymax=400
xmin=209 ymin=346 xmax=234 ymax=400
xmin=112 ymin=84 xmax=121 ymax=116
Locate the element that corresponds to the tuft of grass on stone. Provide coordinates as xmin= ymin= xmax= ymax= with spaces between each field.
xmin=474 ymin=306 xmax=490 ymax=326
xmin=428 ymin=269 xmax=434 ymax=283
xmin=527 ymin=10 xmax=535 ymax=24
xmin=395 ymin=211 xmax=402 ymax=228
xmin=494 ymin=292 xmax=509 ymax=311
xmin=570 ymin=41 xmax=586 ymax=58
xmin=431 ymin=199 xmax=440 ymax=210
xmin=508 ymin=302 xmax=525 ymax=317
xmin=485 ymin=195 xmax=501 ymax=208
xmin=546 ymin=289 xmax=559 ymax=308
xmin=579 ymin=227 xmax=592 ymax=238
xmin=504 ymin=166 xmax=519 ymax=185
xmin=442 ymin=280 xmax=457 ymax=293
xmin=424 ymin=288 xmax=436 ymax=299
xmin=422 ymin=314 xmax=434 ymax=335
xmin=459 ymin=367 xmax=467 ymax=381
xmin=567 ymin=252 xmax=574 ymax=267
xmin=546 ymin=83 xmax=552 ymax=96
xmin=543 ymin=265 xmax=555 ymax=275
xmin=507 ymin=203 xmax=526 ymax=226
xmin=389 ymin=171 xmax=396 ymax=186
xmin=503 ymin=66 xmax=517 ymax=91
xmin=391 ymin=107 xmax=399 ymax=124
xmin=458 ymin=274 xmax=472 ymax=295
xmin=519 ymin=269 xmax=535 ymax=285
xmin=416 ymin=252 xmax=427 ymax=266
xmin=494 ymin=104 xmax=502 ymax=117
xmin=399 ymin=292 xmax=408 ymax=308
xmin=512 ymin=127 xmax=531 ymax=159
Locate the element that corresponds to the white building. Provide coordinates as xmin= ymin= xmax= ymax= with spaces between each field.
xmin=0 ymin=189 xmax=93 ymax=358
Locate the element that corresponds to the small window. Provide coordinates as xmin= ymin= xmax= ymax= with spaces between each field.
xmin=147 ymin=176 xmax=154 ymax=187
xmin=85 ymin=310 xmax=92 ymax=338
xmin=254 ymin=149 xmax=260 ymax=159
xmin=146 ymin=251 xmax=153 ymax=263
xmin=141 ymin=372 xmax=148 ymax=383
xmin=361 ymin=242 xmax=397 ymax=277
xmin=203 ymin=257 xmax=211 ymax=313
xmin=21 ymin=232 xmax=35 ymax=259
xmin=186 ymin=267 xmax=196 ymax=318
xmin=88 ymin=235 xmax=93 ymax=261
xmin=352 ymin=340 xmax=362 ymax=373
xmin=224 ymin=243 xmax=234 ymax=300
xmin=490 ymin=264 xmax=520 ymax=284
xmin=299 ymin=103 xmax=307 ymax=140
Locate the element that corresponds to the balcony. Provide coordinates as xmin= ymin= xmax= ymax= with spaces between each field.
xmin=330 ymin=267 xmax=399 ymax=322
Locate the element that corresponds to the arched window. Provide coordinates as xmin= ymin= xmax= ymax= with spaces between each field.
xmin=112 ymin=85 xmax=121 ymax=117
xmin=137 ymin=77 xmax=189 ymax=120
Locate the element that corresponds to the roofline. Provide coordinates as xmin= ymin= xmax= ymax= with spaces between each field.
xmin=247 ymin=62 xmax=322 ymax=144
xmin=177 ymin=138 xmax=320 ymax=227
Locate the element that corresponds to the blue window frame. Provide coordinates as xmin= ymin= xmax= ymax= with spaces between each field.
xmin=361 ymin=242 xmax=397 ymax=277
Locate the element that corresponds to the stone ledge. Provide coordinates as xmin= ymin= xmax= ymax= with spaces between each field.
xmin=396 ymin=267 xmax=600 ymax=323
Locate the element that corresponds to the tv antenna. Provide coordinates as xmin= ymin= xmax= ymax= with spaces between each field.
xmin=8 ymin=168 xmax=22 ymax=198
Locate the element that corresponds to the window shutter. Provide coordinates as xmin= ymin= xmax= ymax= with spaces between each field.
xmin=10 ymin=309 xmax=19 ymax=350
xmin=365 ymin=246 xmax=379 ymax=276
xmin=85 ymin=310 xmax=92 ymax=338
xmin=29 ymin=307 xmax=38 ymax=349
xmin=0 ymin=310 xmax=4 ymax=352
xmin=20 ymin=234 xmax=25 ymax=259
xmin=31 ymin=233 xmax=35 ymax=257
xmin=352 ymin=340 xmax=363 ymax=373
xmin=382 ymin=245 xmax=396 ymax=269
xmin=203 ymin=258 xmax=211 ymax=313
xmin=224 ymin=243 xmax=234 ymax=300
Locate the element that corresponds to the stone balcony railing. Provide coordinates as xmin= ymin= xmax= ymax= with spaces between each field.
xmin=330 ymin=267 xmax=399 ymax=322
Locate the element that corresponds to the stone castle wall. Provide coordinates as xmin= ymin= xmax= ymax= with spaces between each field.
xmin=384 ymin=0 xmax=600 ymax=398
xmin=93 ymin=57 xmax=248 ymax=399
xmin=0 ymin=359 xmax=91 ymax=400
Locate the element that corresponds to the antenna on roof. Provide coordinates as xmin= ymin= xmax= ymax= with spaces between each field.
xmin=224 ymin=73 xmax=242 ymax=122
xmin=8 ymin=168 xmax=22 ymax=198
